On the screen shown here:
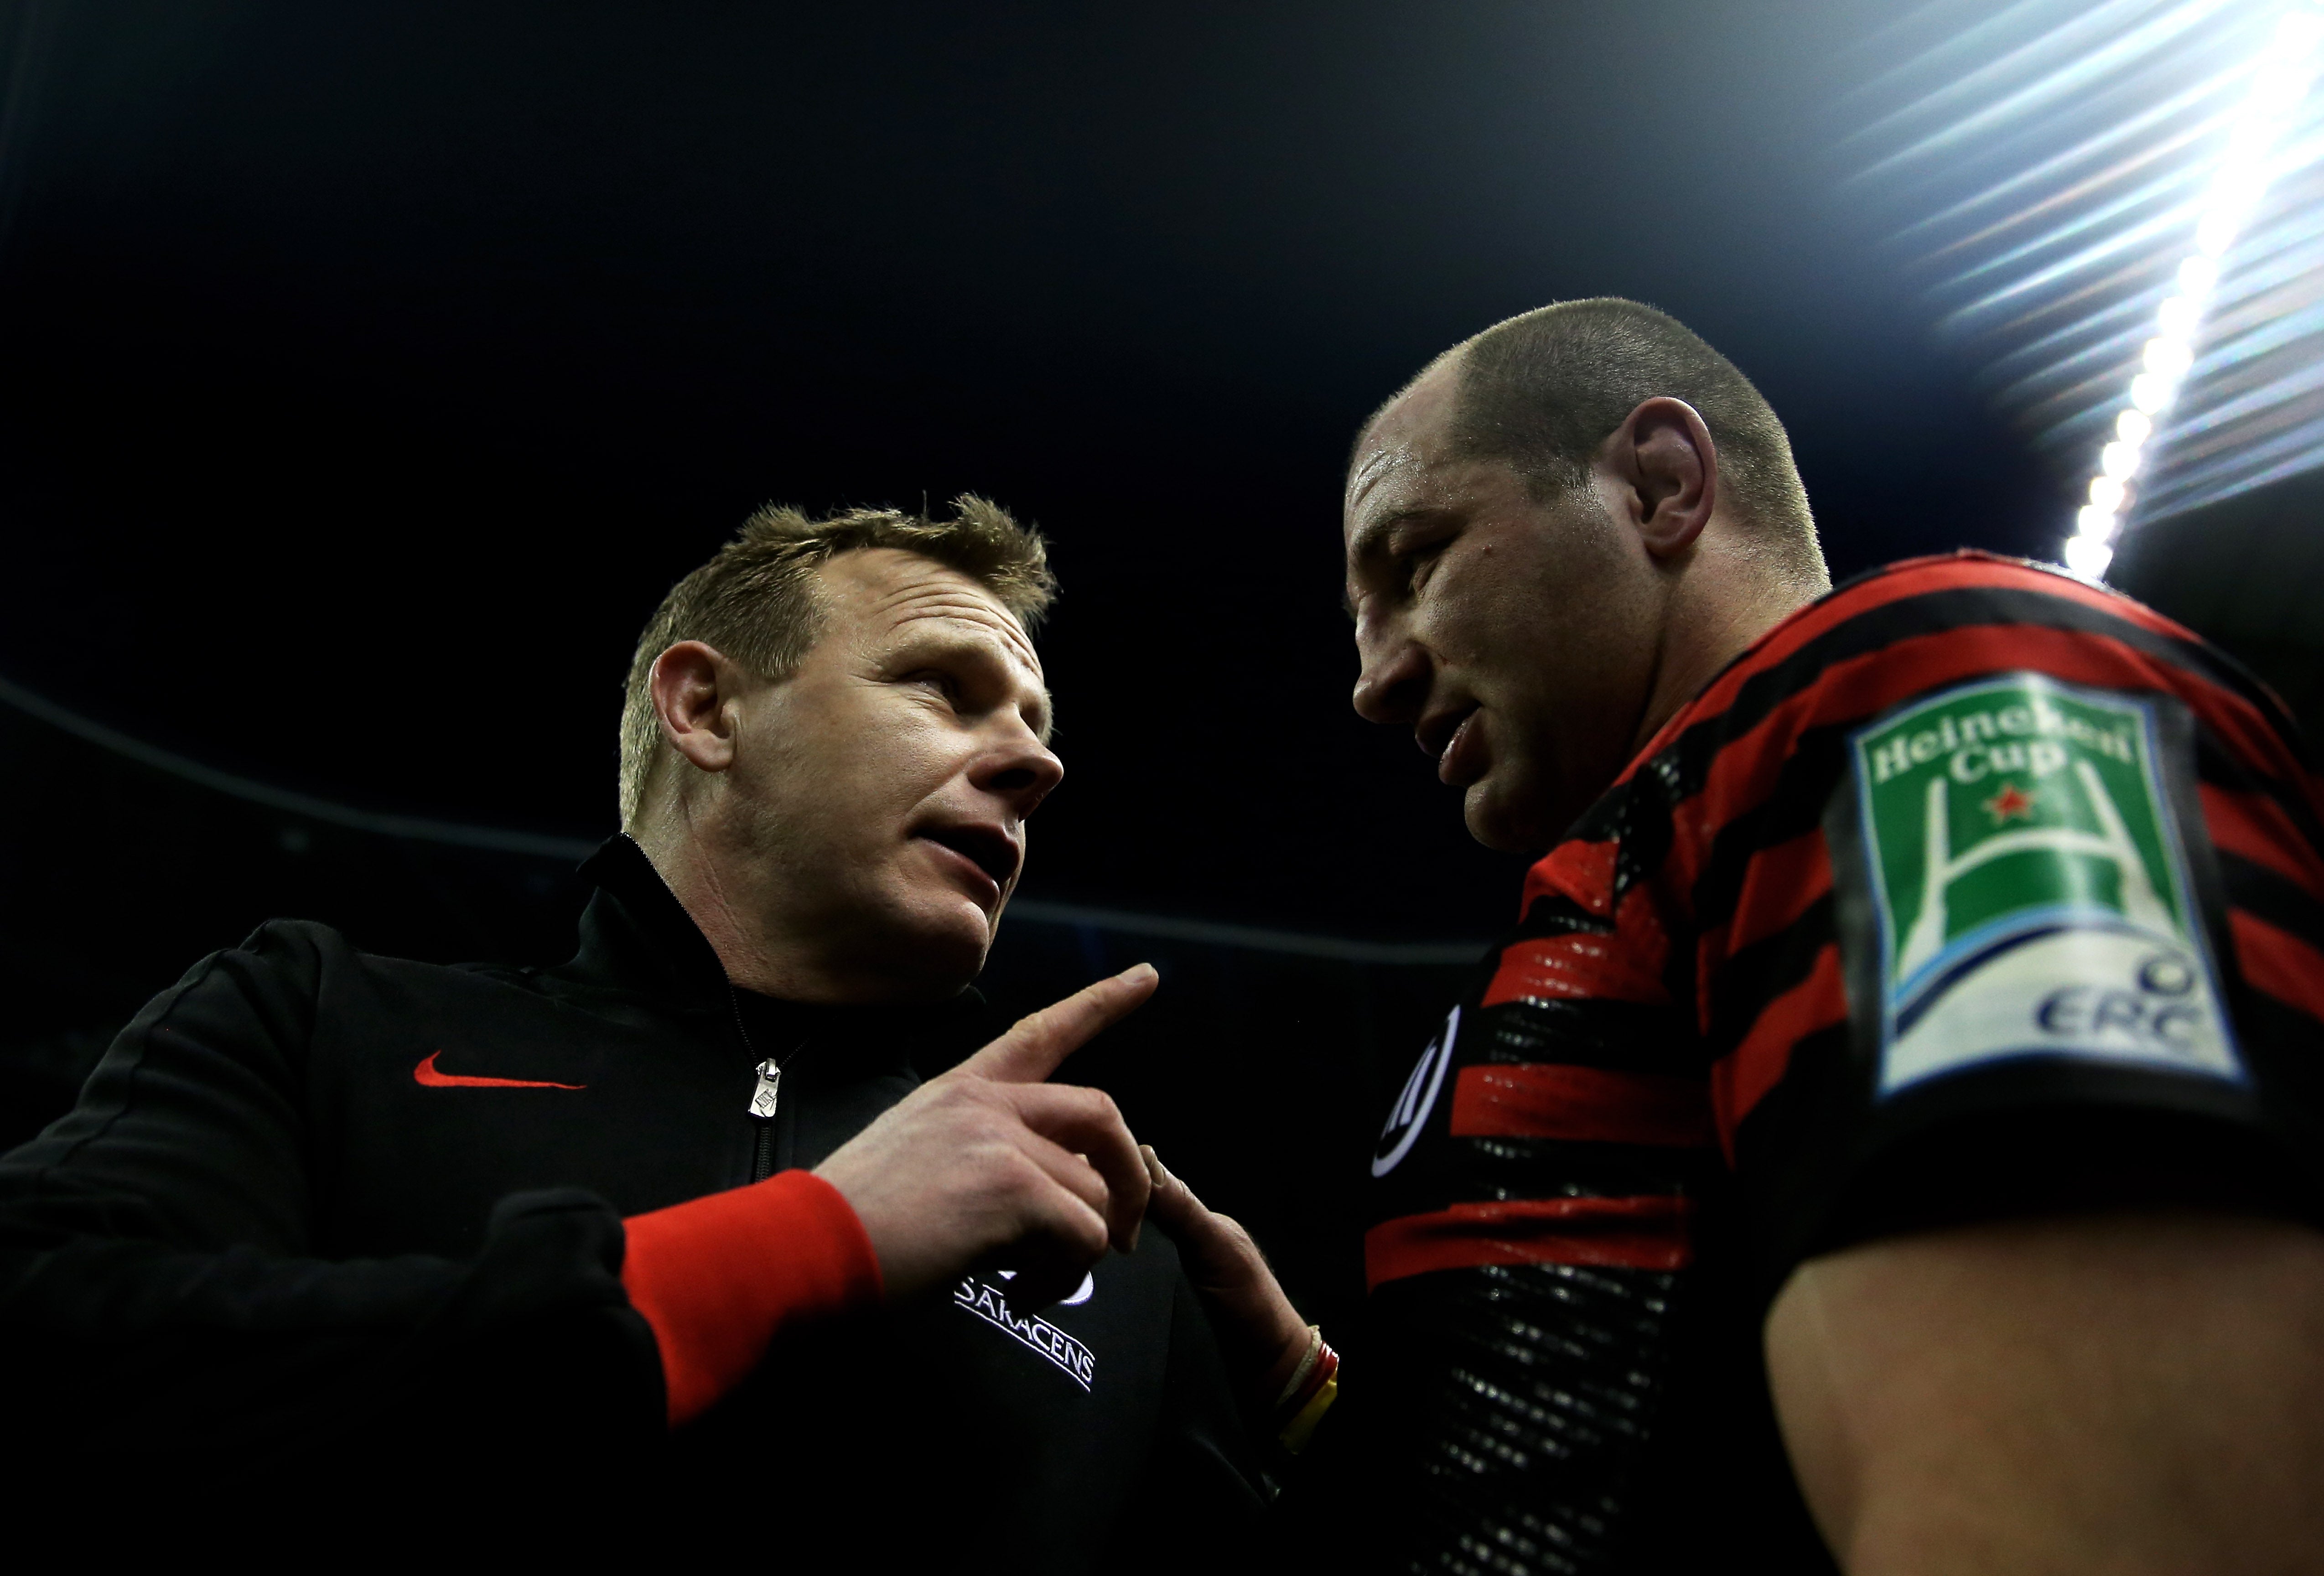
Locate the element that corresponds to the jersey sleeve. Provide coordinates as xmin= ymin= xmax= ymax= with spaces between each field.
xmin=1684 ymin=557 xmax=2324 ymax=1294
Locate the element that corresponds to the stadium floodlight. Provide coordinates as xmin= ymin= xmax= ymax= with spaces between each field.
xmin=2062 ymin=0 xmax=2324 ymax=580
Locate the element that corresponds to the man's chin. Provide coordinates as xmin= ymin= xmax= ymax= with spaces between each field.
xmin=816 ymin=884 xmax=993 ymax=1002
xmin=892 ymin=889 xmax=1000 ymax=984
xmin=1462 ymin=776 xmax=1561 ymax=855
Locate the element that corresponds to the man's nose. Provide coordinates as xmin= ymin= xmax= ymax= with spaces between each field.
xmin=971 ymin=728 xmax=1065 ymax=815
xmin=1352 ymin=629 xmax=1430 ymax=726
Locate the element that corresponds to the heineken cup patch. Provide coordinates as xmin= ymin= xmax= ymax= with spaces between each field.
xmin=1846 ymin=672 xmax=2243 ymax=1097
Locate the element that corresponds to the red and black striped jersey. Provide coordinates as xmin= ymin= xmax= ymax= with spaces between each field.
xmin=1359 ymin=551 xmax=2324 ymax=1574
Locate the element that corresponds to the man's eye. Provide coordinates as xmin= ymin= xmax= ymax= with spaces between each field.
xmin=909 ymin=672 xmax=959 ymax=702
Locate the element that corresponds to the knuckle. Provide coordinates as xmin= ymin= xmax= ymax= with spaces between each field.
xmin=991 ymin=1146 xmax=1044 ymax=1200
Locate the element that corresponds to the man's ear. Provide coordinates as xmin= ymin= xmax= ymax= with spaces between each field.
xmin=1605 ymin=396 xmax=1718 ymax=560
xmin=650 ymin=641 xmax=744 ymax=775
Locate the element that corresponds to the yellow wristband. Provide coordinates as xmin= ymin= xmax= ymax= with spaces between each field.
xmin=1277 ymin=1374 xmax=1339 ymax=1455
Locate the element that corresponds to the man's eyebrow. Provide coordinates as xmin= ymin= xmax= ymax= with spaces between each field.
xmin=1346 ymin=508 xmax=1436 ymax=569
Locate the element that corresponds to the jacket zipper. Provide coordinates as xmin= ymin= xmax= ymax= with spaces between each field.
xmin=748 ymin=1058 xmax=781 ymax=1182
xmin=729 ymin=984 xmax=806 ymax=1185
xmin=724 ymin=985 xmax=782 ymax=1184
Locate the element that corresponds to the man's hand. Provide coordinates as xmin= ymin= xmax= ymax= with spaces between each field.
xmin=1141 ymin=1145 xmax=1313 ymax=1407
xmin=1766 ymin=1210 xmax=2324 ymax=1576
xmin=814 ymin=964 xmax=1157 ymax=1306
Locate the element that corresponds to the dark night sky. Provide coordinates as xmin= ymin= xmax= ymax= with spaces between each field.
xmin=0 ymin=0 xmax=2062 ymax=939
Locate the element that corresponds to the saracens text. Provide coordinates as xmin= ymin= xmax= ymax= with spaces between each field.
xmin=952 ymin=1275 xmax=1097 ymax=1390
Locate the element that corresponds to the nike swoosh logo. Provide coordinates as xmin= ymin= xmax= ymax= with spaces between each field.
xmin=413 ymin=1051 xmax=586 ymax=1090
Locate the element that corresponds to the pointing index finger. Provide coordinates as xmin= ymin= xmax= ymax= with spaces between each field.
xmin=963 ymin=964 xmax=1158 ymax=1085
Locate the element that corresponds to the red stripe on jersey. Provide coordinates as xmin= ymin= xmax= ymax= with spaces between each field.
xmin=1364 ymin=1196 xmax=1692 ymax=1291
xmin=1625 ymin=554 xmax=2197 ymax=778
xmin=1696 ymin=831 xmax=1832 ymax=1022
xmin=1484 ymin=931 xmax=1671 ymax=1006
xmin=1680 ymin=625 xmax=2301 ymax=894
xmin=2229 ymin=909 xmax=2324 ymax=1024
xmin=1449 ymin=1063 xmax=1715 ymax=1147
xmin=1710 ymin=940 xmax=1847 ymax=1159
xmin=2205 ymin=785 xmax=2324 ymax=903
xmin=1668 ymin=623 xmax=2059 ymax=935
xmin=1520 ymin=838 xmax=1619 ymax=919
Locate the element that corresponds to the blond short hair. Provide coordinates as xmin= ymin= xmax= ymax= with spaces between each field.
xmin=617 ymin=495 xmax=1055 ymax=825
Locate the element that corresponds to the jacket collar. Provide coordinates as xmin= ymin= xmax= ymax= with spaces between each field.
xmin=570 ymin=832 xmax=734 ymax=1007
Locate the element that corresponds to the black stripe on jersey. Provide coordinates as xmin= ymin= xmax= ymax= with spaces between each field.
xmin=1703 ymin=891 xmax=1837 ymax=1060
xmin=2230 ymin=990 xmax=2324 ymax=1135
xmin=1722 ymin=1018 xmax=1861 ymax=1292
xmin=1554 ymin=754 xmax=1684 ymax=913
xmin=1669 ymin=675 xmax=2322 ymax=970
xmin=1686 ymin=724 xmax=1852 ymax=944
xmin=1617 ymin=747 xmax=1688 ymax=898
xmin=1528 ymin=754 xmax=1689 ymax=957
xmin=2195 ymin=728 xmax=2324 ymax=862
xmin=1471 ymin=997 xmax=1700 ymax=1078
xmin=1513 ymin=892 xmax=1614 ymax=940
xmin=1658 ymin=585 xmax=2304 ymax=809
xmin=1364 ymin=1260 xmax=1693 ymax=1572
xmin=2220 ymin=850 xmax=2324 ymax=960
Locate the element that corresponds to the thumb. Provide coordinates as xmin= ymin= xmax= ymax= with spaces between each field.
xmin=960 ymin=963 xmax=1158 ymax=1084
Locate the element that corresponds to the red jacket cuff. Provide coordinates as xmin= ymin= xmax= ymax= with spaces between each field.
xmin=620 ymin=1169 xmax=883 ymax=1426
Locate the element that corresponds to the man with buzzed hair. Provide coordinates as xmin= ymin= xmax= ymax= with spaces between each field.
xmin=1330 ymin=298 xmax=2324 ymax=1571
xmin=0 ymin=496 xmax=1307 ymax=1567
xmin=1441 ymin=295 xmax=1819 ymax=557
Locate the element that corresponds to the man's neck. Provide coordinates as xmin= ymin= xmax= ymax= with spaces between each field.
xmin=1632 ymin=546 xmax=1825 ymax=753
xmin=628 ymin=807 xmax=961 ymax=1006
xmin=634 ymin=821 xmax=793 ymax=995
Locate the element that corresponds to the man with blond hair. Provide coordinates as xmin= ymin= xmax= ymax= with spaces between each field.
xmin=0 ymin=497 xmax=1307 ymax=1566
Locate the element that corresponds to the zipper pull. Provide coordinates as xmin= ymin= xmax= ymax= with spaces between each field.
xmin=748 ymin=1058 xmax=781 ymax=1120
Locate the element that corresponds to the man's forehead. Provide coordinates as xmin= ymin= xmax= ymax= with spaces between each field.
xmin=825 ymin=549 xmax=1044 ymax=678
xmin=1345 ymin=361 xmax=1463 ymax=528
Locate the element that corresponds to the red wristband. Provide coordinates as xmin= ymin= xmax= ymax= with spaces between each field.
xmin=1282 ymin=1342 xmax=1338 ymax=1421
xmin=621 ymin=1169 xmax=882 ymax=1427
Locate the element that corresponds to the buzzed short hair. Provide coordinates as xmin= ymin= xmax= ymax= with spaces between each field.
xmin=617 ymin=495 xmax=1055 ymax=826
xmin=1425 ymin=298 xmax=1817 ymax=550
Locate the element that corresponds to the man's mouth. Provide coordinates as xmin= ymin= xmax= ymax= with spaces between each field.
xmin=916 ymin=824 xmax=1022 ymax=907
xmin=1417 ymin=705 xmax=1487 ymax=788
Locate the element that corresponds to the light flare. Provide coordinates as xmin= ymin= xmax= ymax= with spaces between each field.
xmin=2062 ymin=0 xmax=2324 ymax=577
xmin=1849 ymin=0 xmax=2324 ymax=582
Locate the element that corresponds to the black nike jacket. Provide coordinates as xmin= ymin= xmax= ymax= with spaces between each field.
xmin=0 ymin=835 xmax=1267 ymax=1567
